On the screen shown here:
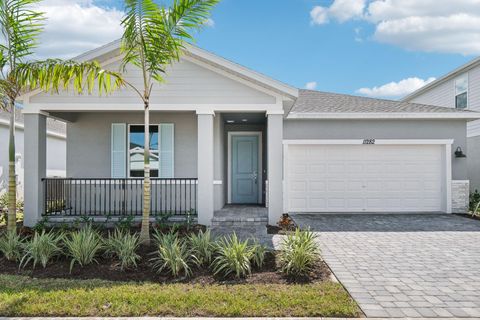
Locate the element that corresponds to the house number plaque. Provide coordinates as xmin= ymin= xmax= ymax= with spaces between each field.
xmin=363 ymin=139 xmax=375 ymax=145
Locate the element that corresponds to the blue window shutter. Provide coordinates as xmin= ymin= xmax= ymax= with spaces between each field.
xmin=159 ymin=123 xmax=174 ymax=178
xmin=111 ymin=123 xmax=127 ymax=178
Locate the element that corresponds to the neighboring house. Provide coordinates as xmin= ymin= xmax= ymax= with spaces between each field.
xmin=0 ymin=109 xmax=66 ymax=198
xmin=403 ymin=57 xmax=480 ymax=192
xmin=18 ymin=40 xmax=480 ymax=227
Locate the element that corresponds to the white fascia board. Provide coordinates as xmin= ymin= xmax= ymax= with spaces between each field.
xmin=0 ymin=118 xmax=66 ymax=139
xmin=287 ymin=112 xmax=480 ymax=120
xmin=23 ymin=103 xmax=281 ymax=113
xmin=19 ymin=39 xmax=298 ymax=102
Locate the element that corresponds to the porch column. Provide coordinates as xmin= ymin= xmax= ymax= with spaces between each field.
xmin=197 ymin=111 xmax=215 ymax=226
xmin=267 ymin=113 xmax=283 ymax=225
xmin=24 ymin=113 xmax=47 ymax=227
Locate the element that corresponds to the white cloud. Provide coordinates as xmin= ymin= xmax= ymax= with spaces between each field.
xmin=311 ymin=0 xmax=366 ymax=25
xmin=311 ymin=0 xmax=480 ymax=55
xmin=305 ymin=81 xmax=318 ymax=90
xmin=34 ymin=0 xmax=123 ymax=59
xmin=205 ymin=18 xmax=215 ymax=27
xmin=356 ymin=77 xmax=436 ymax=98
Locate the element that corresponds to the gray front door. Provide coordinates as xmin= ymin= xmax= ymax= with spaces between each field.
xmin=231 ymin=134 xmax=259 ymax=204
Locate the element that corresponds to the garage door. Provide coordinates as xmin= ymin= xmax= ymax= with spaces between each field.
xmin=286 ymin=144 xmax=445 ymax=213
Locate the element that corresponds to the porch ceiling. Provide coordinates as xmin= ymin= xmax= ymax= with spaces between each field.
xmin=222 ymin=112 xmax=266 ymax=125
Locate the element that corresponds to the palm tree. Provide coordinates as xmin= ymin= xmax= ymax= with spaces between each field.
xmin=120 ymin=0 xmax=218 ymax=244
xmin=1 ymin=0 xmax=123 ymax=232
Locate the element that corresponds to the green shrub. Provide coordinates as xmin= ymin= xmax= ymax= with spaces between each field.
xmin=470 ymin=189 xmax=480 ymax=213
xmin=278 ymin=229 xmax=320 ymax=278
xmin=64 ymin=225 xmax=103 ymax=271
xmin=20 ymin=230 xmax=63 ymax=269
xmin=250 ymin=239 xmax=268 ymax=269
xmin=115 ymin=216 xmax=135 ymax=231
xmin=0 ymin=231 xmax=24 ymax=261
xmin=105 ymin=229 xmax=140 ymax=271
xmin=212 ymin=233 xmax=253 ymax=279
xmin=188 ymin=229 xmax=214 ymax=267
xmin=151 ymin=231 xmax=192 ymax=278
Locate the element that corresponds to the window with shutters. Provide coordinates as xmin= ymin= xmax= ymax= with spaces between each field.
xmin=126 ymin=124 xmax=174 ymax=178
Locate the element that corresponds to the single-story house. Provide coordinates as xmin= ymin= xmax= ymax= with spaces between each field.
xmin=18 ymin=40 xmax=480 ymax=227
xmin=403 ymin=57 xmax=480 ymax=192
xmin=0 ymin=108 xmax=66 ymax=198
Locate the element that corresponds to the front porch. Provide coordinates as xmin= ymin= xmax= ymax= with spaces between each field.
xmin=24 ymin=111 xmax=284 ymax=227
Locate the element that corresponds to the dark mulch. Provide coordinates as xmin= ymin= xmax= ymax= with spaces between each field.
xmin=0 ymin=250 xmax=330 ymax=285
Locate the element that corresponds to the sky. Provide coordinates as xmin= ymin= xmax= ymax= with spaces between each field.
xmin=33 ymin=0 xmax=480 ymax=100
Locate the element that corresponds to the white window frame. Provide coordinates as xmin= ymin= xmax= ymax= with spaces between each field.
xmin=127 ymin=123 xmax=174 ymax=178
xmin=454 ymin=73 xmax=469 ymax=109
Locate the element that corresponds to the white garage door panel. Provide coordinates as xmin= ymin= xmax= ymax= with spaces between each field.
xmin=287 ymin=145 xmax=444 ymax=213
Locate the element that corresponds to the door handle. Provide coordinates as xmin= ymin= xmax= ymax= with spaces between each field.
xmin=253 ymin=172 xmax=258 ymax=184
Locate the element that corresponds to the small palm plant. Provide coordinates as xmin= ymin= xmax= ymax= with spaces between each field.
xmin=105 ymin=228 xmax=141 ymax=271
xmin=0 ymin=231 xmax=24 ymax=261
xmin=212 ymin=233 xmax=253 ymax=279
xmin=151 ymin=231 xmax=192 ymax=278
xmin=188 ymin=229 xmax=214 ymax=267
xmin=20 ymin=230 xmax=63 ymax=269
xmin=278 ymin=229 xmax=320 ymax=278
xmin=250 ymin=239 xmax=268 ymax=269
xmin=64 ymin=225 xmax=103 ymax=271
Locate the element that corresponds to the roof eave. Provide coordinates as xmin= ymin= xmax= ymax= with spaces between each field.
xmin=287 ymin=112 xmax=480 ymax=120
xmin=20 ymin=40 xmax=299 ymax=101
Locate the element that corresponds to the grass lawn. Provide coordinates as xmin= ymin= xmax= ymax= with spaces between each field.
xmin=0 ymin=274 xmax=361 ymax=317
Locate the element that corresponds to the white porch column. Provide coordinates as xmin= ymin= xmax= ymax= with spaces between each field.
xmin=24 ymin=113 xmax=47 ymax=227
xmin=267 ymin=113 xmax=284 ymax=225
xmin=197 ymin=111 xmax=215 ymax=226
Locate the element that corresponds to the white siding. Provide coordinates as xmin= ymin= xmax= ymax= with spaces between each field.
xmin=30 ymin=58 xmax=276 ymax=105
xmin=409 ymin=63 xmax=480 ymax=137
xmin=410 ymin=79 xmax=454 ymax=108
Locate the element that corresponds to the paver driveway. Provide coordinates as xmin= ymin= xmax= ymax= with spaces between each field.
xmin=291 ymin=213 xmax=480 ymax=318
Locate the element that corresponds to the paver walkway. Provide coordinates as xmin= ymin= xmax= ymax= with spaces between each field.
xmin=291 ymin=214 xmax=480 ymax=318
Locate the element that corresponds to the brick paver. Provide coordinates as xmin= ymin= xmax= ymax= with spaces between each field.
xmin=291 ymin=214 xmax=480 ymax=318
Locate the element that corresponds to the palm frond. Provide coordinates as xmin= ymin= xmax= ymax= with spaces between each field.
xmin=120 ymin=0 xmax=219 ymax=86
xmin=0 ymin=0 xmax=45 ymax=63
xmin=15 ymin=59 xmax=125 ymax=95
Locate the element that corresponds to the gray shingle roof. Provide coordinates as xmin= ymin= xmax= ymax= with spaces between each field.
xmin=0 ymin=108 xmax=66 ymax=136
xmin=290 ymin=90 xmax=477 ymax=115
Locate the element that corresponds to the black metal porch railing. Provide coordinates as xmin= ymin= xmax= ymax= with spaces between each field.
xmin=42 ymin=178 xmax=198 ymax=217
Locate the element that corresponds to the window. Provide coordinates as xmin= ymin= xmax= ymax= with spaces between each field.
xmin=129 ymin=125 xmax=159 ymax=177
xmin=455 ymin=74 xmax=468 ymax=109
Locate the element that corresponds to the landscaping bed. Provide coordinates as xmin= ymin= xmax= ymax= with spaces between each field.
xmin=0 ymin=223 xmax=361 ymax=317
xmin=0 ymin=248 xmax=330 ymax=284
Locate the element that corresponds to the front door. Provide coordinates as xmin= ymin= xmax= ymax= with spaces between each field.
xmin=231 ymin=134 xmax=259 ymax=204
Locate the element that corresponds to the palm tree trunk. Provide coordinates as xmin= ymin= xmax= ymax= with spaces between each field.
xmin=7 ymin=100 xmax=16 ymax=232
xmin=140 ymin=102 xmax=151 ymax=244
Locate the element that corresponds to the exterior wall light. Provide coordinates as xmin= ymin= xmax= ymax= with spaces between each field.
xmin=454 ymin=146 xmax=466 ymax=158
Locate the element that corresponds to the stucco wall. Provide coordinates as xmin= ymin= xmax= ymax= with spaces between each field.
xmin=66 ymin=112 xmax=197 ymax=178
xmin=284 ymin=119 xmax=468 ymax=180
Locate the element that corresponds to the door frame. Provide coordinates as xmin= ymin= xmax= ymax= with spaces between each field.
xmin=283 ymin=139 xmax=454 ymax=214
xmin=227 ymin=131 xmax=263 ymax=204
